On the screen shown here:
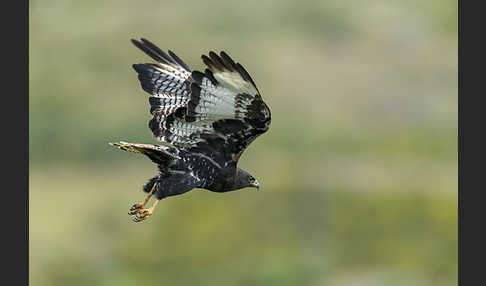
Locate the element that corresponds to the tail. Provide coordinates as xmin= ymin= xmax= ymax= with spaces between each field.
xmin=109 ymin=141 xmax=180 ymax=167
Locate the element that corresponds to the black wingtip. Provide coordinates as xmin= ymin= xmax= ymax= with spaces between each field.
xmin=131 ymin=38 xmax=174 ymax=66
xmin=132 ymin=63 xmax=143 ymax=72
xmin=130 ymin=38 xmax=140 ymax=46
xmin=140 ymin=38 xmax=157 ymax=48
xmin=208 ymin=51 xmax=226 ymax=71
xmin=219 ymin=51 xmax=236 ymax=71
xmin=131 ymin=38 xmax=191 ymax=73
xmin=201 ymin=54 xmax=214 ymax=69
xmin=140 ymin=38 xmax=175 ymax=64
xmin=140 ymin=38 xmax=155 ymax=45
xmin=168 ymin=50 xmax=191 ymax=72
xmin=131 ymin=38 xmax=145 ymax=50
xmin=235 ymin=62 xmax=259 ymax=93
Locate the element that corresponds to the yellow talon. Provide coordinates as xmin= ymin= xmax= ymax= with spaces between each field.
xmin=131 ymin=199 xmax=159 ymax=222
xmin=128 ymin=182 xmax=159 ymax=222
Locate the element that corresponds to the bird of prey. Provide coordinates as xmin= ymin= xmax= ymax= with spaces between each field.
xmin=110 ymin=38 xmax=271 ymax=222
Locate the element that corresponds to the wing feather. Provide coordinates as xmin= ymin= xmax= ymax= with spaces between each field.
xmin=163 ymin=51 xmax=270 ymax=163
xmin=131 ymin=41 xmax=271 ymax=165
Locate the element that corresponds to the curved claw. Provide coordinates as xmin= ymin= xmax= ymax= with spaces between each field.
xmin=130 ymin=203 xmax=143 ymax=211
xmin=132 ymin=209 xmax=152 ymax=222
xmin=128 ymin=198 xmax=159 ymax=222
xmin=128 ymin=210 xmax=139 ymax=215
xmin=128 ymin=203 xmax=144 ymax=215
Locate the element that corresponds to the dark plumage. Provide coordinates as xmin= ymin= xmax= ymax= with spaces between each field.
xmin=110 ymin=38 xmax=271 ymax=221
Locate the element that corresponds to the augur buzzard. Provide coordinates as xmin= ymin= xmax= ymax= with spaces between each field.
xmin=110 ymin=38 xmax=271 ymax=222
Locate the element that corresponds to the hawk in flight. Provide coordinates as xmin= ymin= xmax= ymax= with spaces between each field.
xmin=110 ymin=38 xmax=271 ymax=222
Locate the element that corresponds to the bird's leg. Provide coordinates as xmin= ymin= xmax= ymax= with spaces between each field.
xmin=128 ymin=181 xmax=157 ymax=216
xmin=132 ymin=199 xmax=159 ymax=222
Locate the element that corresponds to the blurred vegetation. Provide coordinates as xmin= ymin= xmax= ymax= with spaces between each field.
xmin=30 ymin=0 xmax=457 ymax=285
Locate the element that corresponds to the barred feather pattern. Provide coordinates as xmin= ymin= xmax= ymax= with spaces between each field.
xmin=133 ymin=63 xmax=191 ymax=116
xmin=150 ymin=113 xmax=215 ymax=146
xmin=190 ymin=76 xmax=254 ymax=120
xmin=157 ymin=51 xmax=268 ymax=152
xmin=132 ymin=39 xmax=271 ymax=165
xmin=131 ymin=38 xmax=193 ymax=120
xmin=134 ymin=64 xmax=190 ymax=94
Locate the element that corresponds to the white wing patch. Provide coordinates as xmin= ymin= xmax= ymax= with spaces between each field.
xmin=213 ymin=70 xmax=258 ymax=96
xmin=195 ymin=77 xmax=237 ymax=118
xmin=133 ymin=43 xmax=269 ymax=152
xmin=168 ymin=119 xmax=214 ymax=139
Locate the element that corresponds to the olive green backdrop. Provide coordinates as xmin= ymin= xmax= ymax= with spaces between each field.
xmin=30 ymin=0 xmax=457 ymax=285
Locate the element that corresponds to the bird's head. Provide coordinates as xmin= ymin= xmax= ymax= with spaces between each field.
xmin=234 ymin=168 xmax=260 ymax=191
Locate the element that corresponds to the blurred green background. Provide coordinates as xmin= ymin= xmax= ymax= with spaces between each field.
xmin=29 ymin=0 xmax=457 ymax=285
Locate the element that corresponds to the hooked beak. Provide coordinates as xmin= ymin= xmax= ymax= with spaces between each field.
xmin=250 ymin=180 xmax=260 ymax=191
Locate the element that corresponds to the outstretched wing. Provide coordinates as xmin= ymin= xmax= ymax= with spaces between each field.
xmin=131 ymin=38 xmax=193 ymax=129
xmin=183 ymin=51 xmax=271 ymax=166
xmin=131 ymin=39 xmax=271 ymax=167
